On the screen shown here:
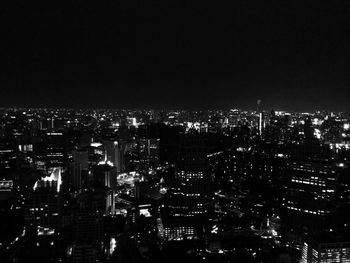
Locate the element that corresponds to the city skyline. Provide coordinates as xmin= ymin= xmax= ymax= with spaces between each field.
xmin=1 ymin=1 xmax=350 ymax=262
xmin=0 ymin=107 xmax=350 ymax=262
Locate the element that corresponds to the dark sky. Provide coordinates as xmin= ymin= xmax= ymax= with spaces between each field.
xmin=1 ymin=0 xmax=349 ymax=111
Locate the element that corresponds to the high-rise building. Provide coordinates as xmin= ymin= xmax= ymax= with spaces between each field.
xmin=259 ymin=112 xmax=264 ymax=136
xmin=161 ymin=133 xmax=212 ymax=241
xmin=25 ymin=168 xmax=63 ymax=233
xmin=139 ymin=138 xmax=160 ymax=170
xmin=75 ymin=190 xmax=104 ymax=255
xmin=70 ymin=150 xmax=89 ymax=189
xmin=71 ymin=244 xmax=97 ymax=263
xmin=301 ymin=232 xmax=350 ymax=263
xmin=92 ymin=164 xmax=118 ymax=215
xmin=257 ymin=99 xmax=265 ymax=136
xmin=34 ymin=130 xmax=67 ymax=170
xmin=282 ymin=160 xmax=345 ymax=232
xmin=25 ymin=185 xmax=60 ymax=232
xmin=0 ymin=138 xmax=17 ymax=170
xmin=45 ymin=131 xmax=67 ymax=169
xmin=103 ymin=140 xmax=124 ymax=173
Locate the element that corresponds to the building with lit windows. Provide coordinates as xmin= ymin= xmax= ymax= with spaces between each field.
xmin=0 ymin=179 xmax=13 ymax=200
xmin=161 ymin=133 xmax=212 ymax=242
xmin=157 ymin=216 xmax=198 ymax=241
xmin=25 ymin=184 xmax=60 ymax=232
xmin=34 ymin=130 xmax=67 ymax=170
xmin=45 ymin=131 xmax=67 ymax=168
xmin=25 ymin=167 xmax=63 ymax=235
xmin=138 ymin=138 xmax=160 ymax=169
xmin=282 ymin=160 xmax=345 ymax=232
xmin=163 ymin=222 xmax=197 ymax=241
xmin=0 ymin=138 xmax=17 ymax=170
xmin=166 ymin=134 xmax=211 ymax=218
xmin=301 ymin=233 xmax=350 ymax=263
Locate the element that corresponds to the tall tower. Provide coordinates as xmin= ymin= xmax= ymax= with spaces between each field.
xmin=102 ymin=140 xmax=124 ymax=173
xmin=257 ymin=99 xmax=264 ymax=136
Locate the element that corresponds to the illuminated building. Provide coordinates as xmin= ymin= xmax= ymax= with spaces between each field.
xmin=301 ymin=233 xmax=350 ymax=263
xmin=18 ymin=143 xmax=33 ymax=153
xmin=256 ymin=99 xmax=265 ymax=136
xmin=161 ymin=133 xmax=212 ymax=242
xmin=0 ymin=179 xmax=13 ymax=191
xmin=168 ymin=134 xmax=210 ymax=218
xmin=137 ymin=203 xmax=152 ymax=217
xmin=84 ymin=163 xmax=116 ymax=214
xmin=264 ymin=110 xmax=291 ymax=143
xmin=33 ymin=167 xmax=63 ymax=193
xmin=138 ymin=138 xmax=160 ymax=169
xmin=93 ymin=163 xmax=118 ymax=189
xmin=45 ymin=131 xmax=67 ymax=168
xmin=89 ymin=142 xmax=104 ymax=166
xmin=25 ymin=184 xmax=60 ymax=232
xmin=34 ymin=130 xmax=67 ymax=170
xmin=103 ymin=140 xmax=124 ymax=173
xmin=127 ymin=117 xmax=137 ymax=127
xmin=0 ymin=179 xmax=14 ymax=201
xmin=25 ymin=168 xmax=63 ymax=233
xmin=212 ymin=149 xmax=282 ymax=191
xmin=259 ymin=112 xmax=264 ymax=136
xmin=282 ymin=160 xmax=344 ymax=232
xmin=161 ymin=218 xmax=197 ymax=241
xmin=0 ymin=138 xmax=17 ymax=170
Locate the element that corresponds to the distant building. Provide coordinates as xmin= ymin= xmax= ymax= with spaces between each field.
xmin=139 ymin=138 xmax=160 ymax=169
xmin=161 ymin=217 xmax=198 ymax=241
xmin=72 ymin=243 xmax=97 ymax=263
xmin=134 ymin=181 xmax=161 ymax=202
xmin=45 ymin=131 xmax=67 ymax=168
xmin=0 ymin=179 xmax=14 ymax=201
xmin=25 ymin=186 xmax=60 ymax=232
xmin=93 ymin=163 xmax=118 ymax=189
xmin=70 ymin=149 xmax=89 ymax=189
xmin=103 ymin=140 xmax=124 ymax=173
xmin=0 ymin=138 xmax=17 ymax=170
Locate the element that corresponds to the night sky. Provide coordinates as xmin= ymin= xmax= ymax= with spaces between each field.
xmin=1 ymin=0 xmax=349 ymax=111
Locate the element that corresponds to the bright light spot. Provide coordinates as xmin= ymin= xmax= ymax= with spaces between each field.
xmin=110 ymin=238 xmax=116 ymax=255
xmin=314 ymin=128 xmax=321 ymax=139
xmin=33 ymin=167 xmax=62 ymax=192
xmin=91 ymin=142 xmax=103 ymax=147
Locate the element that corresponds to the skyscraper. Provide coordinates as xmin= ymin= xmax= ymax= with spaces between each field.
xmin=161 ymin=133 xmax=212 ymax=241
